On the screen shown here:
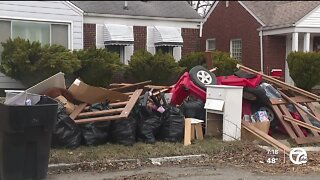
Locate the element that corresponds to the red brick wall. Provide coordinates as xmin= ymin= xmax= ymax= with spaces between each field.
xmin=133 ymin=26 xmax=147 ymax=52
xmin=83 ymin=23 xmax=96 ymax=49
xmin=201 ymin=1 xmax=262 ymax=71
xmin=182 ymin=28 xmax=200 ymax=57
xmin=262 ymin=36 xmax=286 ymax=76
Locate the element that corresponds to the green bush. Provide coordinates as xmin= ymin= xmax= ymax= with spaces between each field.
xmin=74 ymin=46 xmax=122 ymax=87
xmin=0 ymin=38 xmax=81 ymax=86
xmin=287 ymin=51 xmax=320 ymax=91
xmin=128 ymin=49 xmax=183 ymax=85
xmin=210 ymin=51 xmax=239 ymax=76
xmin=178 ymin=52 xmax=206 ymax=72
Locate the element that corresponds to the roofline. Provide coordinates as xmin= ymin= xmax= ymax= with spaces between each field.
xmin=295 ymin=4 xmax=320 ymax=26
xmin=204 ymin=1 xmax=219 ymax=23
xmin=238 ymin=1 xmax=265 ymax=26
xmin=258 ymin=24 xmax=294 ymax=31
xmin=64 ymin=1 xmax=84 ymax=15
xmin=84 ymin=13 xmax=203 ymax=23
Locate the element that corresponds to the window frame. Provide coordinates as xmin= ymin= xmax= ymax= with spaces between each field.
xmin=105 ymin=45 xmax=125 ymax=63
xmin=9 ymin=19 xmax=70 ymax=49
xmin=206 ymin=38 xmax=216 ymax=51
xmin=230 ymin=38 xmax=242 ymax=61
xmin=155 ymin=46 xmax=174 ymax=56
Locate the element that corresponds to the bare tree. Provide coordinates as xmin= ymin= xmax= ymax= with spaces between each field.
xmin=187 ymin=1 xmax=215 ymax=17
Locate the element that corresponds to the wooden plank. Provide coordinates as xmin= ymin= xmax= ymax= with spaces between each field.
xmin=195 ymin=123 xmax=204 ymax=140
xmin=279 ymin=104 xmax=305 ymax=138
xmin=272 ymin=105 xmax=297 ymax=138
xmin=69 ymin=103 xmax=87 ymax=120
xmin=119 ymin=89 xmax=143 ymax=118
xmin=109 ymin=80 xmax=152 ymax=92
xmin=74 ymin=115 xmax=123 ymax=124
xmin=237 ymin=64 xmax=320 ymax=101
xmin=124 ymin=92 xmax=134 ymax=95
xmin=184 ymin=118 xmax=192 ymax=146
xmin=295 ymin=136 xmax=320 ymax=144
xmin=270 ymin=96 xmax=315 ymax=105
xmin=242 ymin=122 xmax=291 ymax=155
xmin=77 ymin=108 xmax=124 ymax=118
xmin=294 ymin=106 xmax=319 ymax=136
xmin=283 ymin=115 xmax=320 ymax=133
xmin=144 ymin=85 xmax=170 ymax=90
xmin=191 ymin=124 xmax=195 ymax=140
xmin=278 ymin=90 xmax=320 ymax=123
xmin=109 ymin=101 xmax=128 ymax=108
xmin=306 ymin=103 xmax=320 ymax=120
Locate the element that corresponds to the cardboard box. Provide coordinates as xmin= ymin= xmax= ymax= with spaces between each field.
xmin=241 ymin=121 xmax=270 ymax=141
xmin=68 ymin=79 xmax=129 ymax=104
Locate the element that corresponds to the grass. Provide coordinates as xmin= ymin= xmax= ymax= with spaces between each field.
xmin=49 ymin=137 xmax=245 ymax=164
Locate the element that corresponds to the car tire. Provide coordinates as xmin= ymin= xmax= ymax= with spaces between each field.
xmin=189 ymin=66 xmax=217 ymax=90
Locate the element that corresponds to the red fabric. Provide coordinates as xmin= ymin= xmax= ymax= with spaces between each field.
xmin=216 ymin=74 xmax=262 ymax=88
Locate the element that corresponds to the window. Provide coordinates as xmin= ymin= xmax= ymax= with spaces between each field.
xmin=206 ymin=39 xmax=216 ymax=51
xmin=106 ymin=45 xmax=125 ymax=63
xmin=12 ymin=21 xmax=50 ymax=45
xmin=10 ymin=20 xmax=69 ymax=48
xmin=0 ymin=20 xmax=11 ymax=61
xmin=156 ymin=46 xmax=173 ymax=56
xmin=230 ymin=39 xmax=242 ymax=61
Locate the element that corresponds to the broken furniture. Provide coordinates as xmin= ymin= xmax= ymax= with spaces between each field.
xmin=237 ymin=64 xmax=320 ymax=145
xmin=205 ymin=85 xmax=243 ymax=141
xmin=184 ymin=118 xmax=204 ymax=146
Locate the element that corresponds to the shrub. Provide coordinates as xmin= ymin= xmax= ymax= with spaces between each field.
xmin=210 ymin=51 xmax=239 ymax=76
xmin=128 ymin=49 xmax=183 ymax=85
xmin=0 ymin=38 xmax=81 ymax=86
xmin=287 ymin=51 xmax=320 ymax=91
xmin=74 ymin=46 xmax=122 ymax=87
xmin=178 ymin=52 xmax=206 ymax=72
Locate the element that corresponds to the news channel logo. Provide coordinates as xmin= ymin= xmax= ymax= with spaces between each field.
xmin=289 ymin=148 xmax=308 ymax=165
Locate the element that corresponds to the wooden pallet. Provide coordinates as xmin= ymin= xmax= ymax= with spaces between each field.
xmin=70 ymin=89 xmax=143 ymax=124
xmin=237 ymin=64 xmax=320 ymax=144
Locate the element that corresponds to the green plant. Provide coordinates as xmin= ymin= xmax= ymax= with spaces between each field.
xmin=128 ymin=49 xmax=183 ymax=85
xmin=74 ymin=46 xmax=122 ymax=87
xmin=178 ymin=52 xmax=206 ymax=72
xmin=0 ymin=38 xmax=81 ymax=86
xmin=287 ymin=51 xmax=320 ymax=91
xmin=210 ymin=51 xmax=239 ymax=76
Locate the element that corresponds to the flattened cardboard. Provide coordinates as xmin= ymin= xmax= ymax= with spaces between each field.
xmin=242 ymin=121 xmax=270 ymax=141
xmin=68 ymin=79 xmax=129 ymax=104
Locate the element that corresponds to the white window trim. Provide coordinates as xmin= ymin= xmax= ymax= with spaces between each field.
xmin=206 ymin=38 xmax=216 ymax=51
xmin=230 ymin=38 xmax=242 ymax=61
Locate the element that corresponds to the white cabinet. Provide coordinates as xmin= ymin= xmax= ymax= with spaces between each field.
xmin=205 ymin=85 xmax=243 ymax=141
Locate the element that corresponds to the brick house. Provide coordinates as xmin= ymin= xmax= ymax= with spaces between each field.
xmin=201 ymin=1 xmax=320 ymax=84
xmin=71 ymin=1 xmax=203 ymax=64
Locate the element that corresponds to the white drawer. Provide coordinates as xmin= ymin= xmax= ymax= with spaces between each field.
xmin=206 ymin=87 xmax=225 ymax=100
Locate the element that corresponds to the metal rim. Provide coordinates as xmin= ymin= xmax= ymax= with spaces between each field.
xmin=259 ymin=106 xmax=274 ymax=122
xmin=196 ymin=70 xmax=212 ymax=85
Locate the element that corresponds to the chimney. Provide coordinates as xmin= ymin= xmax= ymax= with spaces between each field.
xmin=124 ymin=1 xmax=128 ymax=10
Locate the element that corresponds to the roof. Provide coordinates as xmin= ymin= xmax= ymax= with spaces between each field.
xmin=71 ymin=1 xmax=202 ymax=20
xmin=241 ymin=1 xmax=320 ymax=30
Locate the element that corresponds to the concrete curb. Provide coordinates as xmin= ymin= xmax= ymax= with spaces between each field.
xmin=48 ymin=154 xmax=208 ymax=170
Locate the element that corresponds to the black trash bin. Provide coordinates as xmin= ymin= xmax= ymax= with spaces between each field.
xmin=0 ymin=96 xmax=58 ymax=180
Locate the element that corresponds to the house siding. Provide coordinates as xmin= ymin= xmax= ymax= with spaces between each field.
xmin=263 ymin=36 xmax=286 ymax=76
xmin=201 ymin=1 xmax=261 ymax=71
xmin=182 ymin=28 xmax=200 ymax=57
xmin=0 ymin=1 xmax=83 ymax=89
xmin=133 ymin=26 xmax=147 ymax=52
xmin=296 ymin=5 xmax=320 ymax=27
xmin=84 ymin=23 xmax=96 ymax=49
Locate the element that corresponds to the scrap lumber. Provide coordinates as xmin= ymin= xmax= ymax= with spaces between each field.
xmin=73 ymin=89 xmax=143 ymax=124
xmin=236 ymin=64 xmax=320 ymax=101
xmin=283 ymin=115 xmax=320 ymax=133
xmin=242 ymin=122 xmax=291 ymax=155
xmin=69 ymin=103 xmax=87 ymax=120
xmin=109 ymin=80 xmax=152 ymax=92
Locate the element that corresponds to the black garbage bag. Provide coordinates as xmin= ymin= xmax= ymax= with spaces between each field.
xmin=51 ymin=102 xmax=82 ymax=149
xmin=158 ymin=106 xmax=185 ymax=142
xmin=109 ymin=115 xmax=137 ymax=146
xmin=137 ymin=113 xmax=162 ymax=144
xmin=80 ymin=102 xmax=111 ymax=146
xmin=180 ymin=97 xmax=205 ymax=120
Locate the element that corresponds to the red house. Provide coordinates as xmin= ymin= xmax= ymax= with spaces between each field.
xmin=201 ymin=1 xmax=320 ymax=84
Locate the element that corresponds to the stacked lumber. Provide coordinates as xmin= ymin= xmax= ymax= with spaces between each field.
xmin=237 ymin=64 xmax=320 ymax=145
